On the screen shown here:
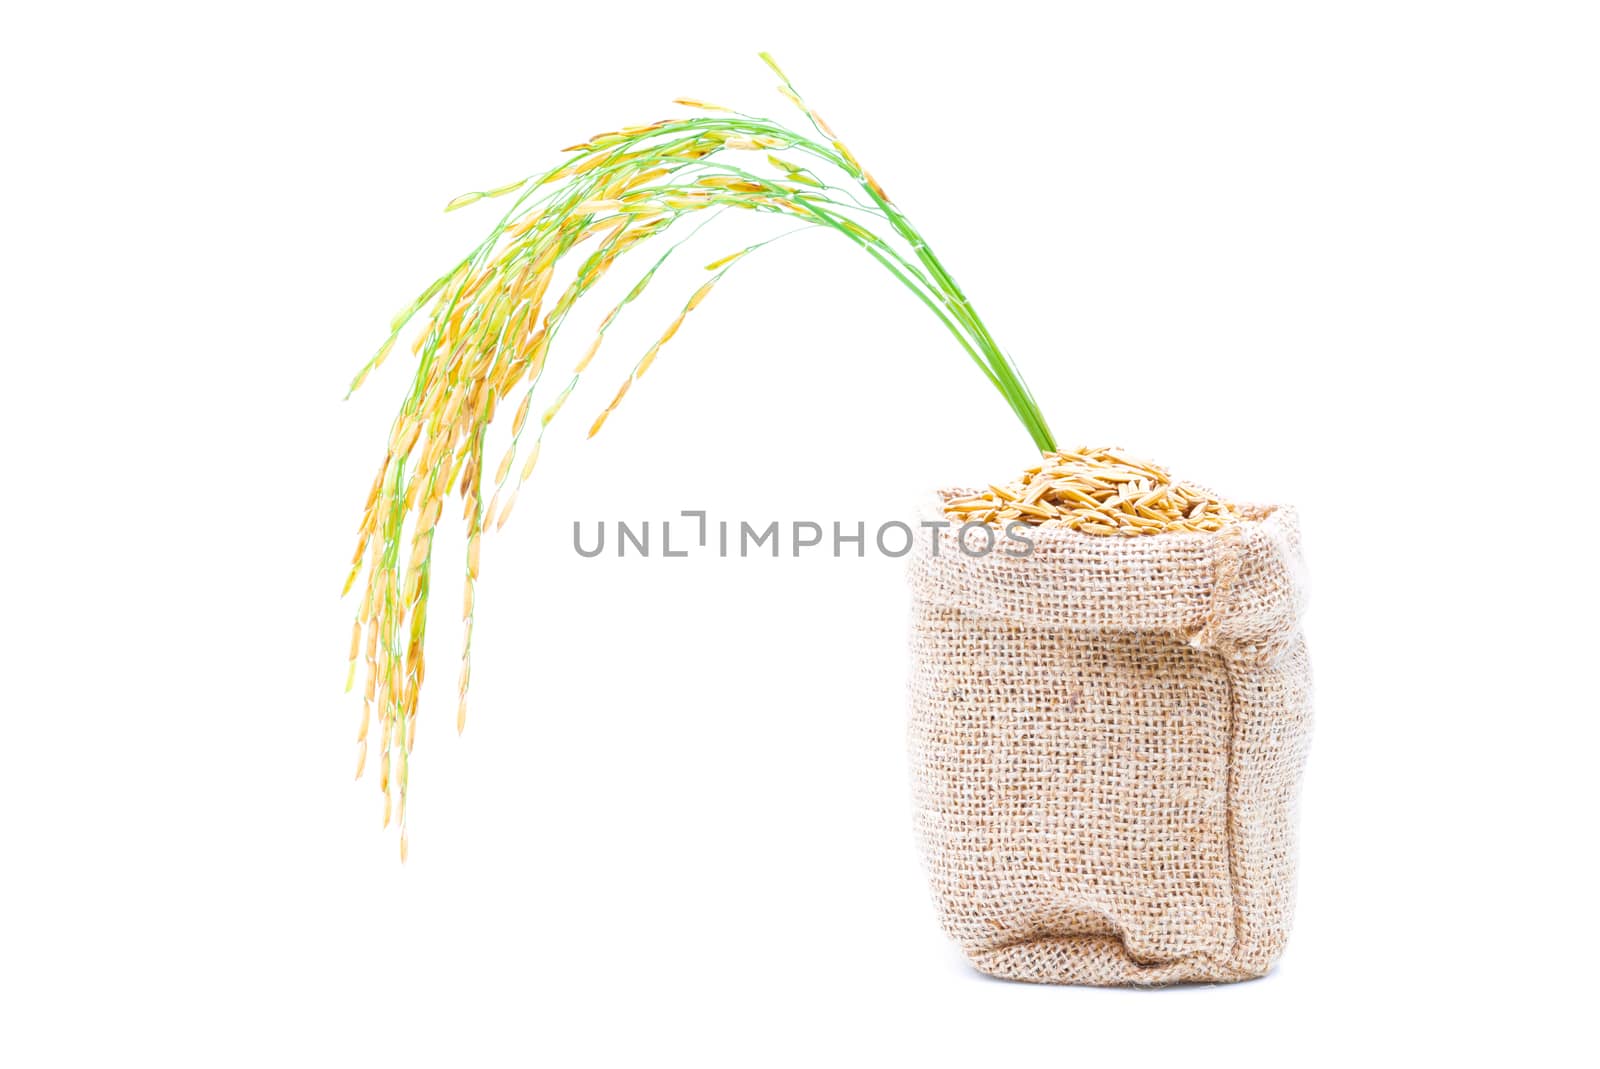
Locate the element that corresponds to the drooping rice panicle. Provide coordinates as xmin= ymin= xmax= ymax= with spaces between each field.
xmin=345 ymin=56 xmax=1058 ymax=858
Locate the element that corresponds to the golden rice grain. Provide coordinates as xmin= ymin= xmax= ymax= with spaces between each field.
xmin=685 ymin=280 xmax=717 ymax=311
xmin=574 ymin=334 xmax=604 ymax=373
xmin=495 ymin=488 xmax=520 ymax=531
xmin=417 ymin=497 xmax=442 ymax=535
xmin=519 ymin=441 xmax=542 ymax=481
xmin=704 ymin=250 xmax=746 ymax=271
xmin=672 ymin=97 xmax=732 ymax=112
xmin=511 ymin=392 xmax=534 ymax=437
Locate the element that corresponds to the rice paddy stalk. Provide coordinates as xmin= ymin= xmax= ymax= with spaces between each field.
xmin=344 ymin=55 xmax=1057 ymax=857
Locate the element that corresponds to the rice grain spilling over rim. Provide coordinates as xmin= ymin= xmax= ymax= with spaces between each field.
xmin=942 ymin=446 xmax=1240 ymax=535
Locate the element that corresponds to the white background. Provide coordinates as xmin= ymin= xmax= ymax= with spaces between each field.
xmin=3 ymin=3 xmax=1596 ymax=1065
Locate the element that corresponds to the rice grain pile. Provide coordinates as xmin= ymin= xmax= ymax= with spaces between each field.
xmin=942 ymin=446 xmax=1239 ymax=534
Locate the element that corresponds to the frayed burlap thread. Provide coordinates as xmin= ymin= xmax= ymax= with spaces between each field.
xmin=907 ymin=494 xmax=1312 ymax=985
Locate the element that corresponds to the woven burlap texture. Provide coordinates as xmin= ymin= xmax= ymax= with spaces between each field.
xmin=907 ymin=495 xmax=1311 ymax=984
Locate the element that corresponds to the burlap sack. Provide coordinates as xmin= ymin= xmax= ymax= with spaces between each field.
xmin=907 ymin=494 xmax=1311 ymax=984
